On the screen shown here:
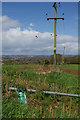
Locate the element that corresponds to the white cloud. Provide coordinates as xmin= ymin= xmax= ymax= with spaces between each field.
xmin=28 ymin=27 xmax=33 ymax=30
xmin=1 ymin=15 xmax=78 ymax=55
xmin=57 ymin=35 xmax=78 ymax=44
xmin=0 ymin=15 xmax=19 ymax=29
xmin=30 ymin=23 xmax=34 ymax=27
xmin=2 ymin=27 xmax=78 ymax=55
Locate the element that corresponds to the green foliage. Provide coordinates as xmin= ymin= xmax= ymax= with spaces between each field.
xmin=49 ymin=54 xmax=62 ymax=65
xmin=44 ymin=59 xmax=49 ymax=66
xmin=64 ymin=56 xmax=80 ymax=64
xmin=2 ymin=64 xmax=79 ymax=118
xmin=49 ymin=55 xmax=80 ymax=65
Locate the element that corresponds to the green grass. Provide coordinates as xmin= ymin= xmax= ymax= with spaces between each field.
xmin=26 ymin=64 xmax=42 ymax=67
xmin=58 ymin=64 xmax=79 ymax=71
xmin=2 ymin=94 xmax=79 ymax=118
xmin=2 ymin=64 xmax=79 ymax=118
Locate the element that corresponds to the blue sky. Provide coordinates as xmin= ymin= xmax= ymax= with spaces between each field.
xmin=2 ymin=2 xmax=78 ymax=55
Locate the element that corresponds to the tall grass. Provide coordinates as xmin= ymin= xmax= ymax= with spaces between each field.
xmin=2 ymin=64 xmax=79 ymax=118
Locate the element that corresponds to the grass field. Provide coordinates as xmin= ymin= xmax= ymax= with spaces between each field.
xmin=2 ymin=64 xmax=80 ymax=118
xmin=58 ymin=64 xmax=78 ymax=71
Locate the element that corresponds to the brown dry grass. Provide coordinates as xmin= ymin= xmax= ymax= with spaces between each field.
xmin=17 ymin=65 xmax=61 ymax=75
xmin=17 ymin=64 xmax=79 ymax=75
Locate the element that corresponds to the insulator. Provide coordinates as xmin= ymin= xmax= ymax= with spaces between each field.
xmin=46 ymin=13 xmax=48 ymax=16
xmin=62 ymin=13 xmax=64 ymax=15
xmin=53 ymin=2 xmax=56 ymax=7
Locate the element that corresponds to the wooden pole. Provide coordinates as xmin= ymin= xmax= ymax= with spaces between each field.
xmin=47 ymin=2 xmax=64 ymax=68
xmin=54 ymin=3 xmax=57 ymax=68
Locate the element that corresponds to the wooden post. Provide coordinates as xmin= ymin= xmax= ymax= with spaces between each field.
xmin=47 ymin=2 xmax=64 ymax=68
xmin=54 ymin=3 xmax=57 ymax=68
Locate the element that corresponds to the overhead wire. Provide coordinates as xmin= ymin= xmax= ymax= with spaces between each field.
xmin=46 ymin=3 xmax=54 ymax=55
xmin=61 ymin=5 xmax=66 ymax=55
xmin=56 ymin=3 xmax=62 ymax=54
xmin=57 ymin=3 xmax=65 ymax=55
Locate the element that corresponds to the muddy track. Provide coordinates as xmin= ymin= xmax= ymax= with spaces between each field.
xmin=17 ymin=65 xmax=79 ymax=75
xmin=61 ymin=68 xmax=80 ymax=75
xmin=17 ymin=65 xmax=60 ymax=74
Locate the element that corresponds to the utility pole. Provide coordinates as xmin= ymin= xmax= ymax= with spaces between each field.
xmin=54 ymin=3 xmax=57 ymax=68
xmin=62 ymin=46 xmax=66 ymax=64
xmin=47 ymin=2 xmax=64 ymax=68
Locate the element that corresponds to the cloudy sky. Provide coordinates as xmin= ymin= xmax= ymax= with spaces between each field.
xmin=2 ymin=2 xmax=78 ymax=55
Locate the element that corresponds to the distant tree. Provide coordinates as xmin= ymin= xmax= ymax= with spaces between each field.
xmin=44 ymin=59 xmax=49 ymax=65
xmin=37 ymin=60 xmax=40 ymax=64
xmin=56 ymin=54 xmax=62 ymax=65
xmin=40 ymin=59 xmax=50 ymax=66
xmin=64 ymin=56 xmax=79 ymax=64
xmin=49 ymin=55 xmax=54 ymax=64
xmin=49 ymin=54 xmax=62 ymax=65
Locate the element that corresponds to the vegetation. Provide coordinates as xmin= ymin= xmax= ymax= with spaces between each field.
xmin=2 ymin=55 xmax=80 ymax=65
xmin=49 ymin=54 xmax=62 ymax=65
xmin=64 ymin=56 xmax=79 ymax=64
xmin=2 ymin=63 xmax=80 ymax=119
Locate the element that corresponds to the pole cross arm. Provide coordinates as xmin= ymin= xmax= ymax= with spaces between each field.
xmin=47 ymin=18 xmax=64 ymax=20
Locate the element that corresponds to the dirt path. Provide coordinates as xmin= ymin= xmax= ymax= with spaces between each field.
xmin=61 ymin=68 xmax=79 ymax=75
xmin=17 ymin=65 xmax=79 ymax=75
xmin=17 ymin=65 xmax=60 ymax=74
